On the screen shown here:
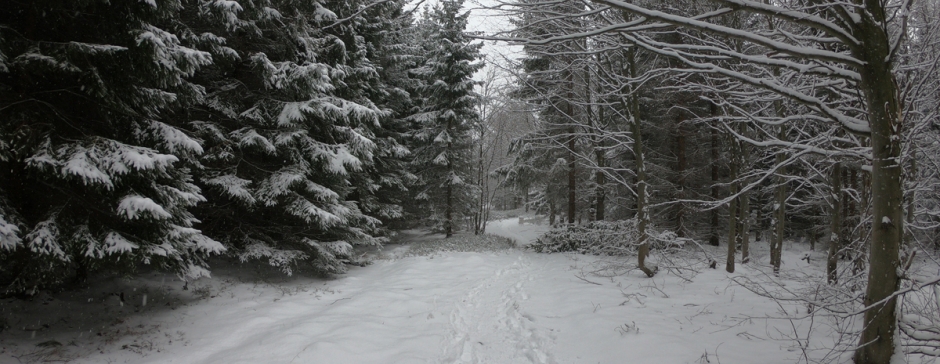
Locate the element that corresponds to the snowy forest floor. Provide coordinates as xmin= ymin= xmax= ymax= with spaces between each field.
xmin=2 ymin=215 xmax=937 ymax=364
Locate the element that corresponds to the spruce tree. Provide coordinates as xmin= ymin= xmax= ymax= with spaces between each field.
xmin=326 ymin=0 xmax=423 ymax=232
xmin=0 ymin=0 xmax=224 ymax=293
xmin=409 ymin=0 xmax=483 ymax=237
xmin=186 ymin=0 xmax=393 ymax=275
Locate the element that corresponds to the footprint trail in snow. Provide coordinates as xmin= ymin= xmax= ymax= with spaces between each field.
xmin=441 ymin=254 xmax=556 ymax=364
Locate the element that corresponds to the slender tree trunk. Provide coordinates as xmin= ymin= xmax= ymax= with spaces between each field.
xmin=726 ymin=139 xmax=738 ymax=273
xmin=755 ymin=196 xmax=763 ymax=242
xmin=828 ymin=162 xmax=842 ymax=284
xmin=676 ymin=118 xmax=687 ymax=237
xmin=626 ymin=48 xmax=654 ymax=277
xmin=633 ymin=111 xmax=654 ymax=277
xmin=738 ymin=124 xmax=750 ymax=264
xmin=445 ymin=182 xmax=453 ymax=238
xmin=595 ymin=149 xmax=606 ymax=221
xmin=771 ymin=128 xmax=786 ymax=274
xmin=475 ymin=138 xmax=485 ymax=235
xmin=524 ymin=185 xmax=529 ymax=213
xmin=740 ymin=189 xmax=750 ymax=264
xmin=908 ymin=159 xmax=915 ymax=225
xmin=566 ymin=70 xmax=577 ymax=226
xmin=850 ymin=168 xmax=858 ymax=226
xmin=709 ymin=105 xmax=721 ymax=247
xmin=549 ymin=189 xmax=556 ymax=226
xmin=568 ymin=129 xmax=576 ymax=225
xmin=594 ymin=98 xmax=606 ymax=221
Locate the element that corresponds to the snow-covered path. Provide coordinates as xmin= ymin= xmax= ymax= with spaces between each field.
xmin=4 ymin=219 xmax=836 ymax=364
xmin=441 ymin=254 xmax=555 ymax=364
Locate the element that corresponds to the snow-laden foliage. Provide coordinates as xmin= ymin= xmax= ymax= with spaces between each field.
xmin=0 ymin=220 xmax=20 ymax=251
xmin=0 ymin=0 xmax=223 ymax=294
xmin=25 ymin=139 xmax=179 ymax=190
xmin=0 ymin=197 xmax=22 ymax=251
xmin=238 ymin=239 xmax=308 ymax=276
xmin=117 ymin=196 xmax=173 ymax=221
xmin=0 ymin=0 xmax=453 ymax=290
xmin=186 ymin=0 xmax=421 ymax=275
xmin=407 ymin=0 xmax=484 ymax=236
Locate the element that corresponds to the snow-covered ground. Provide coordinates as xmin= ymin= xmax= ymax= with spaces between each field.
xmin=0 ymin=218 xmax=893 ymax=363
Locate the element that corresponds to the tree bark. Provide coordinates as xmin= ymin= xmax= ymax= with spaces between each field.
xmin=853 ymin=9 xmax=903 ymax=361
xmin=854 ymin=168 xmax=871 ymax=276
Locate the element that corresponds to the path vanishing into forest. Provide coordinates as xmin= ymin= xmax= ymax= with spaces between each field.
xmin=2 ymin=219 xmax=833 ymax=364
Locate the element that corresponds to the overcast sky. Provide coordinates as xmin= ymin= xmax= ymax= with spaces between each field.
xmin=465 ymin=0 xmax=522 ymax=83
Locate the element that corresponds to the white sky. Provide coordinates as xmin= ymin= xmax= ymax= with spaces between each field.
xmin=465 ymin=0 xmax=523 ymax=83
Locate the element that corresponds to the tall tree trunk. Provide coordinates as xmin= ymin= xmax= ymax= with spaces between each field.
xmin=633 ymin=110 xmax=654 ymax=277
xmin=709 ymin=104 xmax=721 ymax=247
xmin=549 ymin=186 xmax=556 ymax=226
xmin=738 ymin=125 xmax=750 ymax=264
xmin=568 ymin=129 xmax=576 ymax=225
xmin=475 ymin=138 xmax=485 ymax=235
xmin=771 ymin=128 xmax=786 ymax=274
xmin=740 ymin=189 xmax=750 ymax=264
xmin=853 ymin=11 xmax=903 ymax=361
xmin=595 ymin=148 xmax=606 ymax=221
xmin=676 ymin=118 xmax=687 ymax=237
xmin=907 ymin=159 xmax=915 ymax=225
xmin=567 ymin=70 xmax=577 ymax=226
xmin=726 ymin=139 xmax=738 ymax=273
xmin=754 ymin=195 xmax=763 ymax=242
xmin=594 ymin=97 xmax=606 ymax=221
xmin=627 ymin=48 xmax=654 ymax=278
xmin=828 ymin=162 xmax=842 ymax=284
xmin=849 ymin=168 xmax=858 ymax=227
